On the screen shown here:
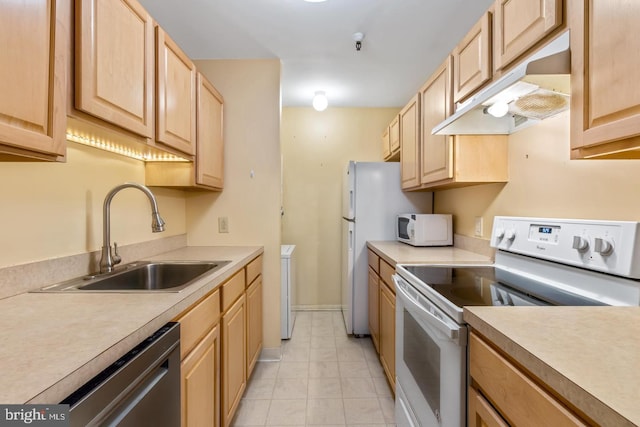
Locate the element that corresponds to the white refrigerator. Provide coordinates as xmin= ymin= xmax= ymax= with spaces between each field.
xmin=341 ymin=161 xmax=433 ymax=335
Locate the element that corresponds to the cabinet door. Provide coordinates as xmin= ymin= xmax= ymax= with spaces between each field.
xmin=156 ymin=26 xmax=196 ymax=156
xmin=470 ymin=332 xmax=588 ymax=426
xmin=570 ymin=0 xmax=640 ymax=158
xmin=382 ymin=127 xmax=391 ymax=159
xmin=197 ymin=73 xmax=224 ymax=188
xmin=379 ymin=282 xmax=395 ymax=392
xmin=453 ymin=11 xmax=492 ymax=104
xmin=75 ymin=0 xmax=154 ymax=138
xmin=494 ymin=0 xmax=563 ymax=72
xmin=246 ymin=276 xmax=262 ymax=379
xmin=389 ymin=115 xmax=400 ymax=153
xmin=400 ymin=95 xmax=420 ymax=190
xmin=368 ymin=268 xmax=380 ymax=353
xmin=420 ymin=57 xmax=454 ymax=185
xmin=222 ymin=294 xmax=246 ymax=427
xmin=468 ymin=387 xmax=509 ymax=427
xmin=0 ymin=0 xmax=66 ymax=159
xmin=181 ymin=325 xmax=220 ymax=427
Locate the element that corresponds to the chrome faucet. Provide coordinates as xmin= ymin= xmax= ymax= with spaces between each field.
xmin=100 ymin=183 xmax=166 ymax=273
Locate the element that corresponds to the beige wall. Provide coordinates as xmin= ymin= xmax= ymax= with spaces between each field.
xmin=435 ymin=111 xmax=640 ymax=238
xmin=189 ymin=59 xmax=282 ymax=350
xmin=281 ymin=107 xmax=400 ymax=309
xmin=0 ymin=143 xmax=186 ymax=269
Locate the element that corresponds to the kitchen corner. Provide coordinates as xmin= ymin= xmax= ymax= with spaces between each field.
xmin=0 ymin=245 xmax=262 ymax=406
xmin=464 ymin=306 xmax=640 ymax=426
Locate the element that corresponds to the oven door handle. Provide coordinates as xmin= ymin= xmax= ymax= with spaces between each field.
xmin=394 ymin=275 xmax=460 ymax=341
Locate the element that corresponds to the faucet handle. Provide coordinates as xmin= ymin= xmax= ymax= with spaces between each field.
xmin=112 ymin=242 xmax=122 ymax=266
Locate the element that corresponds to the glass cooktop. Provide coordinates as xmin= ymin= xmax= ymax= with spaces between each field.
xmin=401 ymin=265 xmax=607 ymax=309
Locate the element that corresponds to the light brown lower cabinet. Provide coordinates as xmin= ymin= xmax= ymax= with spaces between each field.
xmin=246 ymin=276 xmax=263 ymax=378
xmin=379 ymin=281 xmax=395 ymax=393
xmin=181 ymin=325 xmax=220 ymax=427
xmin=175 ymin=288 xmax=221 ymax=427
xmin=368 ymin=267 xmax=380 ymax=352
xmin=469 ymin=331 xmax=589 ymax=426
xmin=222 ymin=294 xmax=247 ymax=427
xmin=367 ymin=248 xmax=395 ymax=394
xmin=175 ymin=252 xmax=263 ymax=427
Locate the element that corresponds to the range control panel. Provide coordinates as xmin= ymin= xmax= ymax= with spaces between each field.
xmin=491 ymin=216 xmax=640 ymax=279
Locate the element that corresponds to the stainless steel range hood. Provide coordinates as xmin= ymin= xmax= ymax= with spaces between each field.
xmin=433 ymin=31 xmax=570 ymax=136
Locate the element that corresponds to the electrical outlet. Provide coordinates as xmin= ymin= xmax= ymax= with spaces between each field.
xmin=474 ymin=216 xmax=483 ymax=237
xmin=218 ymin=216 xmax=229 ymax=233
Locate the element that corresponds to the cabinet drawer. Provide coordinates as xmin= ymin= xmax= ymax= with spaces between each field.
xmin=222 ymin=269 xmax=246 ymax=312
xmin=469 ymin=332 xmax=587 ymax=426
xmin=367 ymin=250 xmax=379 ymax=273
xmin=176 ymin=289 xmax=220 ymax=359
xmin=246 ymin=255 xmax=262 ymax=287
xmin=379 ymin=259 xmax=395 ymax=292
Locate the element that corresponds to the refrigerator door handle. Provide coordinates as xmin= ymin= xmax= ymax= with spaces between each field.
xmin=349 ymin=190 xmax=354 ymax=216
xmin=349 ymin=228 xmax=353 ymax=251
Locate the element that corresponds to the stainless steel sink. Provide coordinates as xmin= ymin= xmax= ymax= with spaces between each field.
xmin=36 ymin=260 xmax=230 ymax=293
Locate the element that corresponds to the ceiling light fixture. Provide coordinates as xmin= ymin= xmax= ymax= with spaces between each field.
xmin=353 ymin=32 xmax=364 ymax=51
xmin=303 ymin=0 xmax=327 ymax=3
xmin=312 ymin=91 xmax=328 ymax=111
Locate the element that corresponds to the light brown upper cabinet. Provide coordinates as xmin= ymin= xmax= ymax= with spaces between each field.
xmin=420 ymin=57 xmax=454 ymax=185
xmin=156 ymin=26 xmax=197 ymax=156
xmin=146 ymin=72 xmax=224 ymax=190
xmin=493 ymin=0 xmax=563 ymax=73
xmin=400 ymin=95 xmax=421 ymax=190
xmin=390 ymin=115 xmax=400 ymax=154
xmin=404 ymin=56 xmax=508 ymax=191
xmin=382 ymin=126 xmax=391 ymax=159
xmin=382 ymin=115 xmax=400 ymax=161
xmin=569 ymin=0 xmax=640 ymax=159
xmin=197 ymin=74 xmax=224 ymax=188
xmin=453 ymin=11 xmax=492 ymax=104
xmin=75 ymin=0 xmax=154 ymax=138
xmin=0 ymin=0 xmax=67 ymax=160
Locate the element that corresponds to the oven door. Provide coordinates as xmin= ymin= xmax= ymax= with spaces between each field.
xmin=394 ymin=275 xmax=467 ymax=427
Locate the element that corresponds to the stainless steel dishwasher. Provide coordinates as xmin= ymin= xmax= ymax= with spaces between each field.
xmin=62 ymin=322 xmax=180 ymax=427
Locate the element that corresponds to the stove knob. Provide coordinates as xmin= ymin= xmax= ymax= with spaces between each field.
xmin=594 ymin=238 xmax=614 ymax=256
xmin=505 ymin=229 xmax=516 ymax=241
xmin=572 ymin=236 xmax=589 ymax=252
xmin=495 ymin=227 xmax=505 ymax=240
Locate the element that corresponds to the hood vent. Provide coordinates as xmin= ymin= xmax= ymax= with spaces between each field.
xmin=433 ymin=31 xmax=570 ymax=135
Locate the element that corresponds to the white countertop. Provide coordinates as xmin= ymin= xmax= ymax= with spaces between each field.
xmin=0 ymin=246 xmax=262 ymax=404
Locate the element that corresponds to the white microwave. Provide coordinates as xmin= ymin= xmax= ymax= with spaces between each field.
xmin=397 ymin=214 xmax=453 ymax=246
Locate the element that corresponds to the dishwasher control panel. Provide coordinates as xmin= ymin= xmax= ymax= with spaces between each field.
xmin=491 ymin=216 xmax=640 ymax=278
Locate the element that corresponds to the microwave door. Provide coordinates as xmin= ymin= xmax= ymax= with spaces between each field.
xmin=398 ymin=217 xmax=410 ymax=240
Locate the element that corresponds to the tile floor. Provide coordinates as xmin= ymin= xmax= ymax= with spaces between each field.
xmin=231 ymin=310 xmax=396 ymax=426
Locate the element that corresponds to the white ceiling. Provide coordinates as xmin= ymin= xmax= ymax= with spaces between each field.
xmin=138 ymin=0 xmax=494 ymax=108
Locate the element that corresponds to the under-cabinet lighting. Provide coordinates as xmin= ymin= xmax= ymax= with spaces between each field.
xmin=66 ymin=131 xmax=189 ymax=162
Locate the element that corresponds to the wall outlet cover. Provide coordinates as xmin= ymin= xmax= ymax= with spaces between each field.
xmin=474 ymin=216 xmax=483 ymax=237
xmin=218 ymin=216 xmax=229 ymax=233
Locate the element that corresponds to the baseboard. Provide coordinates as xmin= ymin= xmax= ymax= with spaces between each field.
xmin=258 ymin=347 xmax=282 ymax=362
xmin=293 ymin=304 xmax=341 ymax=311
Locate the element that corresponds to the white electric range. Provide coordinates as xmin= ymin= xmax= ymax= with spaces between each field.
xmin=393 ymin=216 xmax=640 ymax=427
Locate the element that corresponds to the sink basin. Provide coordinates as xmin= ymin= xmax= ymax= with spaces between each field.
xmin=36 ymin=260 xmax=231 ymax=293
